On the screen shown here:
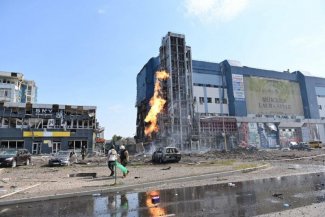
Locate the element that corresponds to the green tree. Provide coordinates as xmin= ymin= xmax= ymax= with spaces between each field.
xmin=111 ymin=135 xmax=122 ymax=145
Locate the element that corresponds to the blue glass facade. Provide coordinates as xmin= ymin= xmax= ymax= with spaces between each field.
xmin=136 ymin=57 xmax=159 ymax=107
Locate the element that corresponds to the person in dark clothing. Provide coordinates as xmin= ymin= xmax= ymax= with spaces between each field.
xmin=119 ymin=145 xmax=129 ymax=167
xmin=81 ymin=146 xmax=86 ymax=160
xmin=119 ymin=145 xmax=129 ymax=178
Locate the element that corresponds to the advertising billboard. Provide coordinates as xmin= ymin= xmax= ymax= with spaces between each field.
xmin=244 ymin=76 xmax=303 ymax=116
xmin=232 ymin=74 xmax=245 ymax=100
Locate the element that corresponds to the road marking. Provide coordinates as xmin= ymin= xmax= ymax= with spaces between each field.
xmin=0 ymin=183 xmax=41 ymax=199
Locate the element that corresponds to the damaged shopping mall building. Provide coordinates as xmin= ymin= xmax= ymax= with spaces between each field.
xmin=135 ymin=32 xmax=325 ymax=151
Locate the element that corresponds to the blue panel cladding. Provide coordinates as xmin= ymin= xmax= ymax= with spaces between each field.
xmin=221 ymin=61 xmax=246 ymax=116
xmin=146 ymin=57 xmax=159 ymax=102
xmin=192 ymin=60 xmax=223 ymax=85
xmin=136 ymin=68 xmax=146 ymax=106
xmin=136 ymin=57 xmax=159 ymax=107
xmin=192 ymin=73 xmax=223 ymax=86
xmin=295 ymin=71 xmax=310 ymax=118
xmin=192 ymin=60 xmax=221 ymax=75
xmin=315 ymin=87 xmax=325 ymax=96
xmin=303 ymin=75 xmax=325 ymax=118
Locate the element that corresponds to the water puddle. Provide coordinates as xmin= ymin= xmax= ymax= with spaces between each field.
xmin=1 ymin=172 xmax=325 ymax=216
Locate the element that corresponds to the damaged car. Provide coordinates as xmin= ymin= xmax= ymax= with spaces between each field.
xmin=48 ymin=150 xmax=78 ymax=166
xmin=152 ymin=147 xmax=181 ymax=163
xmin=289 ymin=142 xmax=311 ymax=151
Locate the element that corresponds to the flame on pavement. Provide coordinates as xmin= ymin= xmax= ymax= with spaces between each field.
xmin=144 ymin=70 xmax=169 ymax=136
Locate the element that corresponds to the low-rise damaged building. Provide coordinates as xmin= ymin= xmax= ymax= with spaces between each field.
xmin=0 ymin=102 xmax=98 ymax=154
xmin=0 ymin=71 xmax=102 ymax=154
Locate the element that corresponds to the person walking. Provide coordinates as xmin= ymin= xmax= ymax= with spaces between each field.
xmin=107 ymin=145 xmax=118 ymax=176
xmin=119 ymin=145 xmax=129 ymax=167
xmin=107 ymin=145 xmax=129 ymax=178
xmin=81 ymin=145 xmax=86 ymax=160
xmin=119 ymin=145 xmax=129 ymax=178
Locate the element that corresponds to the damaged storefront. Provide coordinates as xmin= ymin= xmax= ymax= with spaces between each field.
xmin=0 ymin=102 xmax=99 ymax=154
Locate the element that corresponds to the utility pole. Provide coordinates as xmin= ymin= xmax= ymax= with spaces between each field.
xmin=223 ymin=116 xmax=227 ymax=151
xmin=221 ymin=64 xmax=227 ymax=152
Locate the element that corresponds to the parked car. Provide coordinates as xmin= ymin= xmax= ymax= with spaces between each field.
xmin=309 ymin=141 xmax=322 ymax=149
xmin=152 ymin=147 xmax=181 ymax=163
xmin=0 ymin=149 xmax=31 ymax=167
xmin=289 ymin=142 xmax=311 ymax=151
xmin=48 ymin=150 xmax=78 ymax=166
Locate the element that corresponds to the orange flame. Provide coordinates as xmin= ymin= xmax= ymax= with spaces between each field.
xmin=144 ymin=70 xmax=169 ymax=136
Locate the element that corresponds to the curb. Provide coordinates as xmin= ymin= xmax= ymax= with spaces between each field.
xmin=0 ymin=163 xmax=270 ymax=206
xmin=267 ymin=153 xmax=325 ymax=162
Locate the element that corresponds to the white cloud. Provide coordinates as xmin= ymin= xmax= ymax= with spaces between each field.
xmin=184 ymin=0 xmax=250 ymax=23
xmin=97 ymin=9 xmax=106 ymax=14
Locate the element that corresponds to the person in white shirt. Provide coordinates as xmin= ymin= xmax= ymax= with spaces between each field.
xmin=107 ymin=146 xmax=118 ymax=176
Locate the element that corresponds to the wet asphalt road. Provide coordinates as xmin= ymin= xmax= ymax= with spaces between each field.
xmin=1 ymin=171 xmax=325 ymax=217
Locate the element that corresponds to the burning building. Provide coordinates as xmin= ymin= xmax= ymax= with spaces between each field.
xmin=136 ymin=32 xmax=325 ymax=151
xmin=135 ymin=33 xmax=194 ymax=150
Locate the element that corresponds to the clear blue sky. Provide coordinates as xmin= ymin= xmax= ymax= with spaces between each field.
xmin=1 ymin=0 xmax=324 ymax=139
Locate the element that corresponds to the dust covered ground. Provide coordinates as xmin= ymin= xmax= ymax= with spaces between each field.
xmin=1 ymin=148 xmax=325 ymax=216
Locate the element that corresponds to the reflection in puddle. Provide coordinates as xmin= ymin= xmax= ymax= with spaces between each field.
xmin=145 ymin=191 xmax=167 ymax=217
xmin=2 ymin=172 xmax=325 ymax=217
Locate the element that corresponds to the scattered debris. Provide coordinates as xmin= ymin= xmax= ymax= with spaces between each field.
xmin=134 ymin=176 xmax=140 ymax=179
xmin=228 ymin=182 xmax=235 ymax=187
xmin=68 ymin=173 xmax=97 ymax=178
xmin=272 ymin=193 xmax=283 ymax=199
xmin=283 ymin=203 xmax=290 ymax=207
xmin=1 ymin=178 xmax=10 ymax=183
xmin=161 ymin=166 xmax=171 ymax=170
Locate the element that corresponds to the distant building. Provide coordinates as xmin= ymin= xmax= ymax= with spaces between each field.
xmin=136 ymin=32 xmax=325 ymax=151
xmin=0 ymin=71 xmax=37 ymax=103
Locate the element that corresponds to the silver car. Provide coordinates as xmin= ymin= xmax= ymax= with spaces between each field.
xmin=48 ymin=150 xmax=78 ymax=166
